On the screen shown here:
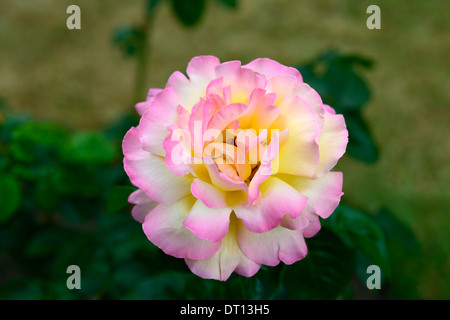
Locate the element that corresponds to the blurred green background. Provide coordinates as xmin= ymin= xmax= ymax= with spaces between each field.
xmin=0 ymin=0 xmax=449 ymax=299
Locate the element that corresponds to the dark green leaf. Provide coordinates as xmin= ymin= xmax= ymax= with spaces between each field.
xmin=323 ymin=64 xmax=371 ymax=111
xmin=0 ymin=153 xmax=8 ymax=171
xmin=215 ymin=0 xmax=238 ymax=9
xmin=375 ymin=207 xmax=420 ymax=254
xmin=338 ymin=54 xmax=374 ymax=68
xmin=0 ymin=278 xmax=43 ymax=299
xmin=104 ymin=113 xmax=138 ymax=142
xmin=0 ymin=174 xmax=21 ymax=223
xmin=326 ymin=204 xmax=391 ymax=278
xmin=106 ymin=185 xmax=137 ymax=214
xmin=171 ymin=0 xmax=205 ymax=26
xmin=0 ymin=114 xmax=30 ymax=145
xmin=12 ymin=121 xmax=69 ymax=148
xmin=125 ymin=271 xmax=194 ymax=299
xmin=241 ymin=265 xmax=285 ymax=299
xmin=296 ymin=64 xmax=330 ymax=97
xmin=345 ymin=111 xmax=379 ymax=163
xmin=11 ymin=122 xmax=69 ymax=163
xmin=281 ymin=228 xmax=356 ymax=299
xmin=110 ymin=261 xmax=151 ymax=297
xmin=62 ymin=131 xmax=116 ymax=164
xmin=25 ymin=229 xmax=67 ymax=258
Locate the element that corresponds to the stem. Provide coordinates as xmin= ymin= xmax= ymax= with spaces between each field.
xmin=134 ymin=4 xmax=154 ymax=104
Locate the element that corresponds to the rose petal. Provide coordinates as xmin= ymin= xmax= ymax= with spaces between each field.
xmin=135 ymin=88 xmax=163 ymax=116
xmin=237 ymin=223 xmax=308 ymax=266
xmin=185 ymin=215 xmax=260 ymax=281
xmin=190 ymin=178 xmax=227 ymax=209
xmin=182 ymin=199 xmax=232 ymax=242
xmin=234 ymin=176 xmax=308 ymax=233
xmin=123 ymin=127 xmax=192 ymax=205
xmin=244 ymin=58 xmax=303 ymax=83
xmin=215 ymin=61 xmax=267 ymax=103
xmin=143 ymin=195 xmax=221 ymax=260
xmin=128 ymin=189 xmax=158 ymax=223
xmin=313 ymin=112 xmax=348 ymax=178
xmin=139 ymin=87 xmax=183 ymax=156
xmin=272 ymin=95 xmax=320 ymax=177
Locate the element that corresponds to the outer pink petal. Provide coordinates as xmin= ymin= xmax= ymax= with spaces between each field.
xmin=234 ymin=177 xmax=308 ymax=233
xmin=323 ymin=104 xmax=336 ymax=115
xmin=302 ymin=215 xmax=322 ymax=238
xmin=187 ymin=55 xmax=221 ymax=83
xmin=244 ymin=58 xmax=303 ymax=83
xmin=279 ymin=172 xmax=343 ymax=237
xmin=313 ymin=112 xmax=348 ymax=178
xmin=294 ymin=83 xmax=325 ymax=117
xmin=128 ymin=189 xmax=158 ymax=223
xmin=185 ymin=216 xmax=260 ymax=281
xmin=166 ymin=56 xmax=221 ymax=110
xmin=182 ymin=200 xmax=232 ymax=242
xmin=139 ymin=87 xmax=183 ymax=156
xmin=123 ymin=127 xmax=192 ymax=206
xmin=135 ymin=88 xmax=164 ymax=116
xmin=143 ymin=195 xmax=220 ymax=260
xmin=237 ymin=223 xmax=308 ymax=266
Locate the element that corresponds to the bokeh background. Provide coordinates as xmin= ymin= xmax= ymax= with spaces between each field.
xmin=0 ymin=0 xmax=449 ymax=299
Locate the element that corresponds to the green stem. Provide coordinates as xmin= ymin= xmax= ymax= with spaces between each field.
xmin=134 ymin=4 xmax=154 ymax=104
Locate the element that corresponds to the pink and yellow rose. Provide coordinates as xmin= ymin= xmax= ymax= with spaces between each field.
xmin=123 ymin=56 xmax=348 ymax=280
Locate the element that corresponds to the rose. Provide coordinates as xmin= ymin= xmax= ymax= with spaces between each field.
xmin=123 ymin=56 xmax=348 ymax=281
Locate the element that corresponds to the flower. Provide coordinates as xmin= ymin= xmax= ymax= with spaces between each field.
xmin=123 ymin=56 xmax=348 ymax=281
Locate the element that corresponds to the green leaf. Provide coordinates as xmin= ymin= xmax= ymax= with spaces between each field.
xmin=326 ymin=204 xmax=391 ymax=278
xmin=0 ymin=114 xmax=30 ymax=146
xmin=12 ymin=121 xmax=69 ymax=148
xmin=0 ymin=278 xmax=43 ymax=299
xmin=62 ymin=131 xmax=116 ymax=164
xmin=323 ymin=64 xmax=371 ymax=111
xmin=171 ymin=0 xmax=205 ymax=26
xmin=106 ymin=185 xmax=137 ymax=214
xmin=11 ymin=121 xmax=69 ymax=163
xmin=125 ymin=271 xmax=194 ymax=299
xmin=338 ymin=54 xmax=374 ymax=69
xmin=215 ymin=0 xmax=238 ymax=9
xmin=281 ymin=228 xmax=356 ymax=299
xmin=0 ymin=174 xmax=21 ymax=223
xmin=375 ymin=207 xmax=420 ymax=254
xmin=246 ymin=265 xmax=285 ymax=299
xmin=345 ymin=111 xmax=379 ymax=163
xmin=25 ymin=229 xmax=67 ymax=258
xmin=296 ymin=50 xmax=373 ymax=113
xmin=112 ymin=25 xmax=145 ymax=57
